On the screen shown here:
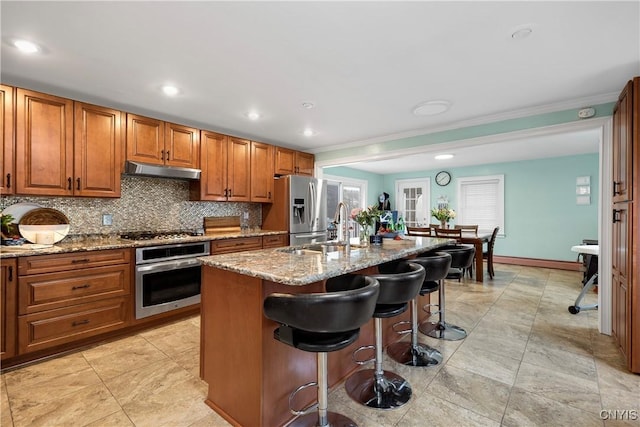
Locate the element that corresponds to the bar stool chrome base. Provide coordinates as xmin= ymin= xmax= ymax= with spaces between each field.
xmin=419 ymin=320 xmax=467 ymax=341
xmin=387 ymin=341 xmax=442 ymax=367
xmin=288 ymin=411 xmax=357 ymax=427
xmin=344 ymin=369 xmax=412 ymax=409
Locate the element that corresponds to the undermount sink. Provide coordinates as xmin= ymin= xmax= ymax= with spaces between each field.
xmin=277 ymin=241 xmax=358 ymax=256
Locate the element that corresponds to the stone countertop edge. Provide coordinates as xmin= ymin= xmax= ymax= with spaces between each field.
xmin=0 ymin=230 xmax=288 ymax=259
xmin=199 ymin=237 xmax=454 ymax=286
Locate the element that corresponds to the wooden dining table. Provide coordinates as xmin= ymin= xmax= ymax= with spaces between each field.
xmin=459 ymin=230 xmax=493 ymax=282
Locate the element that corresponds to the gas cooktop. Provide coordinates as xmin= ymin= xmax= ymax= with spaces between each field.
xmin=119 ymin=230 xmax=203 ymax=241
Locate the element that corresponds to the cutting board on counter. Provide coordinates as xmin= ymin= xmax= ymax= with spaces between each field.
xmin=204 ymin=216 xmax=241 ymax=234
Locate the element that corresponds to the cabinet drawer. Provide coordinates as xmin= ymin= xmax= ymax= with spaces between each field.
xmin=19 ymin=265 xmax=131 ymax=315
xmin=262 ymin=234 xmax=288 ymax=248
xmin=210 ymin=236 xmax=263 ymax=254
xmin=18 ymin=249 xmax=131 ymax=275
xmin=18 ymin=297 xmax=129 ymax=354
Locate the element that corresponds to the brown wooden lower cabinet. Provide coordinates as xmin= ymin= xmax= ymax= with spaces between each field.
xmin=261 ymin=234 xmax=288 ymax=248
xmin=1 ymin=259 xmax=17 ymax=360
xmin=201 ymin=266 xmax=430 ymax=427
xmin=18 ymin=296 xmax=129 ymax=354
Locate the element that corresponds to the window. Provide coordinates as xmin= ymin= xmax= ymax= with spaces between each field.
xmin=324 ymin=175 xmax=368 ymax=236
xmin=395 ymin=179 xmax=430 ymax=227
xmin=456 ymin=175 xmax=504 ymax=233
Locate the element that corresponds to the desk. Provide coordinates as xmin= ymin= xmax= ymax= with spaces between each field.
xmin=568 ymin=244 xmax=599 ymax=314
xmin=460 ymin=231 xmax=492 ymax=282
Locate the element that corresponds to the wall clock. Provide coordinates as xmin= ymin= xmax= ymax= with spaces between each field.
xmin=435 ymin=171 xmax=451 ymax=186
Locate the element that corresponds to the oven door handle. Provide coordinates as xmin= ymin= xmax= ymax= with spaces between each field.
xmin=136 ymin=257 xmax=203 ymax=273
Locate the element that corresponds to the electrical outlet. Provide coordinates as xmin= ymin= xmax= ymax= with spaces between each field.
xmin=102 ymin=214 xmax=113 ymax=226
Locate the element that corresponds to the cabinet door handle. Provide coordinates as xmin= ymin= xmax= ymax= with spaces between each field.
xmin=166 ymin=150 xmax=169 ymax=160
xmin=71 ymin=258 xmax=91 ymax=264
xmin=224 ymin=188 xmax=228 ymax=197
xmin=613 ymin=209 xmax=622 ymax=223
xmin=228 ymin=188 xmax=232 ymax=197
xmin=72 ymin=284 xmax=91 ymax=290
xmin=6 ymin=173 xmax=10 ymax=189
xmin=68 ymin=177 xmax=72 ymax=190
xmin=161 ymin=150 xmax=165 ymax=161
xmin=8 ymin=266 xmax=12 ymax=282
xmin=76 ymin=178 xmax=81 ymax=190
xmin=72 ymin=319 xmax=90 ymax=327
xmin=613 ymin=181 xmax=619 ymax=195
xmin=268 ymin=191 xmax=271 ymax=199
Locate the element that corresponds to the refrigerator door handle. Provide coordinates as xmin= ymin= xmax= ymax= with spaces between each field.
xmin=308 ymin=181 xmax=315 ymax=228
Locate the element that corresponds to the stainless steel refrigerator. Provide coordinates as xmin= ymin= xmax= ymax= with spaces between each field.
xmin=262 ymin=175 xmax=328 ymax=245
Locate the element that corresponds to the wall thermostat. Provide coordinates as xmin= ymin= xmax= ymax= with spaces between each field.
xmin=578 ymin=107 xmax=596 ymax=119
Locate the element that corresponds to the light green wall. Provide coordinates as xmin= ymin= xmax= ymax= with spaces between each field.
xmin=382 ymin=153 xmax=599 ymax=261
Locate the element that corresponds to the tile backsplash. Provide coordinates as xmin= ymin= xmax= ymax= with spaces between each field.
xmin=0 ymin=176 xmax=262 ymax=235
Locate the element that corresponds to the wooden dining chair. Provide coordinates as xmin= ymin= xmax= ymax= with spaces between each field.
xmin=454 ymin=224 xmax=478 ymax=235
xmin=406 ymin=226 xmax=432 ymax=237
xmin=483 ymin=226 xmax=500 ymax=279
xmin=434 ymin=227 xmax=462 ymax=241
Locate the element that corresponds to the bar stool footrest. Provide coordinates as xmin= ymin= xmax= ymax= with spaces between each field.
xmin=352 ymin=344 xmax=376 ymax=365
xmin=391 ymin=320 xmax=412 ymax=335
xmin=289 ymin=381 xmax=318 ymax=416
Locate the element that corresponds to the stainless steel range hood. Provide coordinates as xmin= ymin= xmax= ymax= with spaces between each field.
xmin=124 ymin=161 xmax=201 ymax=180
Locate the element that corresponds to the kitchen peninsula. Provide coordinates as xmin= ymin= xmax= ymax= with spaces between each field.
xmin=198 ymin=236 xmax=450 ymax=427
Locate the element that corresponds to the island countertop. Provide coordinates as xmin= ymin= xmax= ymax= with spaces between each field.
xmin=198 ymin=236 xmax=452 ymax=286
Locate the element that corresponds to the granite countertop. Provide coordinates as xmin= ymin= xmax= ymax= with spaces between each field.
xmin=0 ymin=229 xmax=288 ymax=258
xmin=199 ymin=237 xmax=453 ymax=286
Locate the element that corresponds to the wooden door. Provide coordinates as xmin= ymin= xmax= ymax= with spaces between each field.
xmin=1 ymin=85 xmax=14 ymax=195
xmin=274 ymin=146 xmax=295 ymax=175
xmin=15 ymin=89 xmax=73 ymax=195
xmin=295 ymin=151 xmax=315 ymax=176
xmin=612 ymin=202 xmax=630 ymax=355
xmin=1 ymin=259 xmax=17 ymax=360
xmin=250 ymin=141 xmax=274 ymax=203
xmin=126 ymin=114 xmax=164 ymax=165
xmin=227 ymin=137 xmax=251 ymax=201
xmin=612 ymin=81 xmax=633 ymax=203
xmin=74 ymin=102 xmax=122 ymax=197
xmin=190 ymin=131 xmax=228 ymax=201
xmin=165 ymin=122 xmax=199 ymax=168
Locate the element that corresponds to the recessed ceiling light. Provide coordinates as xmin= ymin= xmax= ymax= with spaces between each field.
xmin=247 ymin=111 xmax=260 ymax=120
xmin=13 ymin=39 xmax=39 ymax=54
xmin=434 ymin=154 xmax=454 ymax=160
xmin=511 ymin=27 xmax=533 ymax=39
xmin=412 ymin=100 xmax=450 ymax=116
xmin=161 ymin=85 xmax=179 ymax=96
xmin=303 ymin=128 xmax=314 ymax=137
xmin=302 ymin=102 xmax=314 ymax=109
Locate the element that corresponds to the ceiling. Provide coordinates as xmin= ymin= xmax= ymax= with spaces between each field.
xmin=1 ymin=1 xmax=638 ymax=174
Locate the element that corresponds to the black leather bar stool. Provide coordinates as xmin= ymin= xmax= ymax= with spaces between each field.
xmin=418 ymin=245 xmax=474 ymax=341
xmin=386 ymin=252 xmax=451 ymax=366
xmin=343 ymin=261 xmax=425 ymax=410
xmin=263 ymin=275 xmax=380 ymax=427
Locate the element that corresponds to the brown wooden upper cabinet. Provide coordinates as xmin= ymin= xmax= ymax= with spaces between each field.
xmin=612 ymin=81 xmax=634 ymax=203
xmin=274 ymin=146 xmax=314 ymax=176
xmin=1 ymin=85 xmax=15 ymax=195
xmin=126 ymin=114 xmax=199 ymax=169
xmin=190 ymin=131 xmax=250 ymax=202
xmin=250 ymin=141 xmax=274 ymax=203
xmin=15 ymin=89 xmax=121 ymax=197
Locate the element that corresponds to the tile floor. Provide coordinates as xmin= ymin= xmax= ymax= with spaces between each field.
xmin=1 ymin=264 xmax=639 ymax=427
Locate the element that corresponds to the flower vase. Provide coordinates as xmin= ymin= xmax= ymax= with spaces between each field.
xmin=440 ymin=220 xmax=447 ymax=229
xmin=359 ymin=225 xmax=370 ymax=247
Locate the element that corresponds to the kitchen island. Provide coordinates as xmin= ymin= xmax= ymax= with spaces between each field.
xmin=198 ymin=236 xmax=450 ymax=427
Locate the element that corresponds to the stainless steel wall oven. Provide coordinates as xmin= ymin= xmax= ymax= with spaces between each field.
xmin=134 ymin=241 xmax=210 ymax=319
